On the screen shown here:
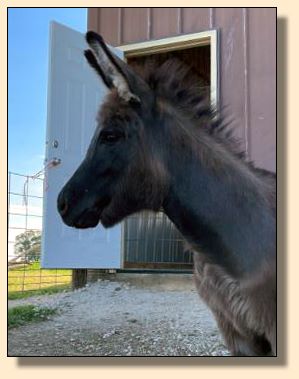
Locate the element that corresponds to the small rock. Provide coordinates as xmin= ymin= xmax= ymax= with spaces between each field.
xmin=103 ymin=330 xmax=116 ymax=338
xmin=128 ymin=318 xmax=138 ymax=323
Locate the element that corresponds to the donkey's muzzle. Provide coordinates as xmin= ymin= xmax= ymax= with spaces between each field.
xmin=57 ymin=186 xmax=103 ymax=229
xmin=57 ymin=192 xmax=69 ymax=217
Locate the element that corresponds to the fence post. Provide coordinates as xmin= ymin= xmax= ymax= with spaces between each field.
xmin=72 ymin=269 xmax=87 ymax=290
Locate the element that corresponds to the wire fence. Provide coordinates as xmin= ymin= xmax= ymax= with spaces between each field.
xmin=8 ymin=170 xmax=192 ymax=297
xmin=8 ymin=171 xmax=72 ymax=297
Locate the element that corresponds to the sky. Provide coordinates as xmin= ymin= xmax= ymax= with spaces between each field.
xmin=8 ymin=8 xmax=87 ymax=175
xmin=8 ymin=8 xmax=87 ymax=259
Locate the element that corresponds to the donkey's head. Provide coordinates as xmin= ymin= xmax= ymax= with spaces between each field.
xmin=57 ymin=32 xmax=169 ymax=228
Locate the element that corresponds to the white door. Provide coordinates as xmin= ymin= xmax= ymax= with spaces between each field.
xmin=41 ymin=22 xmax=122 ymax=269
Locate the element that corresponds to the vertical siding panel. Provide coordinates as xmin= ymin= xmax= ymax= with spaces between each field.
xmin=214 ymin=8 xmax=247 ymax=150
xmin=178 ymin=8 xmax=182 ymax=34
xmin=152 ymin=8 xmax=179 ymax=39
xmin=148 ymin=8 xmax=152 ymax=39
xmin=87 ymin=8 xmax=99 ymax=31
xmin=243 ymin=8 xmax=249 ymax=157
xmin=182 ymin=8 xmax=210 ymax=33
xmin=118 ymin=8 xmax=123 ymax=45
xmin=248 ymin=9 xmax=276 ymax=171
xmin=122 ymin=8 xmax=149 ymax=43
xmin=209 ymin=8 xmax=215 ymax=28
xmin=96 ymin=8 xmax=121 ymax=45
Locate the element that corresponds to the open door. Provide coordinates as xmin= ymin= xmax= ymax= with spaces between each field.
xmin=41 ymin=22 xmax=122 ymax=268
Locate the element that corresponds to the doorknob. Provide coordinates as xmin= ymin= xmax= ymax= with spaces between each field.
xmin=51 ymin=157 xmax=61 ymax=166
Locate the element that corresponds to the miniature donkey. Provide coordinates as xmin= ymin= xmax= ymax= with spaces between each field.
xmin=57 ymin=31 xmax=276 ymax=356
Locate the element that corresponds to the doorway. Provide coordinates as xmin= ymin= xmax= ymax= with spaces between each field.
xmin=118 ymin=31 xmax=218 ymax=270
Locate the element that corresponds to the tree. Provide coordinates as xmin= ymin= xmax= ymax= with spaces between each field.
xmin=14 ymin=230 xmax=41 ymax=263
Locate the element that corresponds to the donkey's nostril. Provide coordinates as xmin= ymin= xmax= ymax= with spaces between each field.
xmin=58 ymin=195 xmax=68 ymax=216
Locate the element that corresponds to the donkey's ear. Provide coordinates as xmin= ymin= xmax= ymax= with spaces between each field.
xmin=84 ymin=49 xmax=114 ymax=89
xmin=85 ymin=31 xmax=141 ymax=104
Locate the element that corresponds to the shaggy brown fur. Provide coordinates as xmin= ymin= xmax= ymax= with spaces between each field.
xmin=128 ymin=59 xmax=276 ymax=356
xmin=58 ymin=32 xmax=276 ymax=356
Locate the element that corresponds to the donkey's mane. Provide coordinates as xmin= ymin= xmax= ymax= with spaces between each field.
xmin=131 ymin=58 xmax=275 ymax=180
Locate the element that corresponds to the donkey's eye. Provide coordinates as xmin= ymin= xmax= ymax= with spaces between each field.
xmin=99 ymin=130 xmax=123 ymax=144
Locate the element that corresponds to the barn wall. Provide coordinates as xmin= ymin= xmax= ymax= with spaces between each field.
xmin=88 ymin=7 xmax=276 ymax=172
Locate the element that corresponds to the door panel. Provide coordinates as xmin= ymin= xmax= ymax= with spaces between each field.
xmin=41 ymin=22 xmax=123 ymax=268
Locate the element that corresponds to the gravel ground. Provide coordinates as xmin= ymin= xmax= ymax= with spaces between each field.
xmin=8 ymin=279 xmax=229 ymax=356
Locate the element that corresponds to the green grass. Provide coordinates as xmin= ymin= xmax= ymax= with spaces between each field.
xmin=8 ymin=305 xmax=57 ymax=329
xmin=8 ymin=284 xmax=71 ymax=300
xmin=8 ymin=260 xmax=72 ymax=295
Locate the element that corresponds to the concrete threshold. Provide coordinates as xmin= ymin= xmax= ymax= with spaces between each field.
xmin=91 ymin=272 xmax=196 ymax=291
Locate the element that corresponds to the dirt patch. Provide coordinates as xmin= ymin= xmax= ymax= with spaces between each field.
xmin=8 ymin=280 xmax=229 ymax=356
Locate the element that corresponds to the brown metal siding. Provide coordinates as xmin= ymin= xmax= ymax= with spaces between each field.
xmin=214 ymin=8 xmax=247 ymax=150
xmin=248 ymin=8 xmax=276 ymax=171
xmin=181 ymin=8 xmax=211 ymax=33
xmin=151 ymin=8 xmax=180 ymax=39
xmin=122 ymin=8 xmax=149 ymax=43
xmin=88 ymin=7 xmax=276 ymax=172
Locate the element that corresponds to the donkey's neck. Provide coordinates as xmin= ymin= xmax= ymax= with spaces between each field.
xmin=162 ymin=144 xmax=275 ymax=278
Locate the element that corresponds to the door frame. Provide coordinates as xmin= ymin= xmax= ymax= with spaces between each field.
xmin=117 ymin=30 xmax=219 ymax=108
